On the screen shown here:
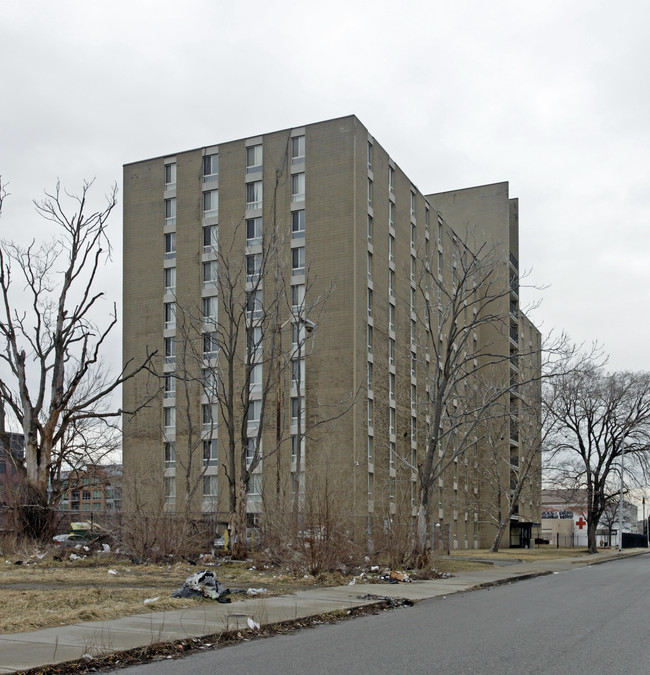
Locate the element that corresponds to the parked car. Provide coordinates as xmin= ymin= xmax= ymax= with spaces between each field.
xmin=52 ymin=533 xmax=90 ymax=548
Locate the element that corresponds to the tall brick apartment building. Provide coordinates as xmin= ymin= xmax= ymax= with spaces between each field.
xmin=122 ymin=115 xmax=541 ymax=549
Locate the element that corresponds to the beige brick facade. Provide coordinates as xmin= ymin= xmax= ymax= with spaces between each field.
xmin=122 ymin=115 xmax=541 ymax=549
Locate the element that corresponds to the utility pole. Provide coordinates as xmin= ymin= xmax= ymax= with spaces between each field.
xmin=617 ymin=444 xmax=626 ymax=553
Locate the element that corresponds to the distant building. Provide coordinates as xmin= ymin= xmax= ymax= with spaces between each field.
xmin=541 ymin=489 xmax=637 ymax=547
xmin=59 ymin=464 xmax=122 ymax=513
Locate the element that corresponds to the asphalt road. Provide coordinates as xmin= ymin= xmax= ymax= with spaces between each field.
xmin=112 ymin=555 xmax=650 ymax=675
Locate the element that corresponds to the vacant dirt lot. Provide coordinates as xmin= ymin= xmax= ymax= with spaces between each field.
xmin=0 ymin=547 xmax=586 ymax=633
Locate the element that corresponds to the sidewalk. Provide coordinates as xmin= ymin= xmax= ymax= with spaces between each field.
xmin=1 ymin=549 xmax=646 ymax=673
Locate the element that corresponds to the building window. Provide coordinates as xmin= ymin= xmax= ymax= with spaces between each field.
xmin=164 ymin=407 xmax=176 ymax=431
xmin=165 ymin=198 xmax=176 ymax=226
xmin=367 ymin=325 xmax=373 ymax=354
xmin=368 ymin=436 xmax=373 ymax=464
xmin=203 ymin=261 xmax=218 ymax=287
xmin=368 ymin=178 xmax=373 ymax=207
xmin=367 ymin=215 xmax=373 ymax=243
xmin=164 ymin=441 xmax=176 ymax=467
xmin=246 ymin=144 xmax=263 ymax=173
xmin=164 ymin=374 xmax=175 ymax=399
xmin=204 ymin=331 xmax=218 ymax=358
xmin=292 ymin=210 xmax=305 ymax=239
xmin=247 ymin=325 xmax=262 ymax=356
xmin=164 ymin=477 xmax=175 ymax=502
xmin=203 ymin=224 xmax=218 ymax=253
xmin=389 ymin=372 xmax=395 ymax=400
xmin=203 ymin=475 xmax=218 ymax=499
xmin=367 ymin=141 xmax=373 ymax=170
xmin=203 ymin=367 xmax=218 ymax=399
xmin=165 ymin=232 xmax=176 ymax=260
xmin=164 ymin=162 xmax=176 ymax=187
xmin=246 ymin=437 xmax=256 ymax=465
xmin=411 ymin=223 xmax=416 ymax=249
xmin=368 ymin=472 xmax=374 ymax=501
xmin=367 ymin=361 xmax=373 ymax=390
xmin=389 ymin=338 xmax=395 ymax=367
xmin=389 ymin=407 xmax=395 ymax=436
xmin=389 ymin=304 xmax=395 ymax=332
xmin=291 ymin=135 xmax=305 ymax=161
xmin=246 ymin=253 xmax=262 ymax=282
xmin=291 ymin=284 xmax=305 ymax=312
xmin=248 ymin=399 xmax=261 ymax=425
xmin=291 ymin=321 xmax=305 ymax=348
xmin=389 ymin=165 xmax=395 ymax=193
xmin=291 ymin=358 xmax=305 ymax=386
xmin=246 ymin=181 xmax=263 ymax=210
xmin=389 ymin=269 xmax=395 ymax=297
xmin=164 ymin=267 xmax=176 ymax=293
xmin=388 ymin=234 xmax=394 ymax=263
xmin=203 ymin=296 xmax=218 ymax=326
xmin=164 ymin=302 xmax=176 ymax=330
xmin=203 ymin=403 xmax=218 ymax=429
xmin=389 ymin=202 xmax=395 ymax=229
xmin=291 ymin=434 xmax=304 ymax=463
xmin=410 ymin=191 xmax=416 ymax=217
xmin=247 ymin=289 xmax=263 ymax=319
xmin=367 ymin=288 xmax=373 ymax=318
xmin=291 ymin=172 xmax=305 ymax=203
xmin=250 ymin=363 xmax=262 ymax=392
xmin=164 ymin=337 xmax=176 ymax=365
xmin=292 ymin=247 xmax=305 ymax=275
xmin=291 ymin=396 xmax=304 ymax=425
xmin=246 ymin=217 xmax=262 ymax=245
xmin=390 ymin=442 xmax=395 ymax=470
xmin=411 ymin=255 xmax=416 ymax=281
xmin=203 ymin=440 xmax=218 ymax=466
xmin=367 ymin=251 xmax=372 ymax=280
xmin=390 ymin=477 xmax=395 ymax=504
xmin=367 ymin=398 xmax=373 ymax=428
xmin=203 ymin=190 xmax=218 ymax=218
xmin=411 ymin=319 xmax=416 ymax=346
xmin=203 ymin=154 xmax=219 ymax=180
xmin=248 ymin=473 xmax=262 ymax=501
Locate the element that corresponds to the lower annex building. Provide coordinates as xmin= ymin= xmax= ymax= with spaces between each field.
xmin=122 ymin=115 xmax=541 ymax=549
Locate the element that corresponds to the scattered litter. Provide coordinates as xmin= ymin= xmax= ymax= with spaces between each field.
xmin=69 ymin=553 xmax=81 ymax=561
xmin=171 ymin=570 xmax=231 ymax=603
xmin=389 ymin=571 xmax=412 ymax=583
xmin=370 ymin=565 xmax=379 ymax=572
xmin=348 ymin=578 xmax=356 ymax=586
xmin=247 ymin=617 xmax=261 ymax=631
xmin=144 ymin=596 xmax=160 ymax=605
xmin=102 ymin=544 xmax=111 ymax=553
xmin=247 ymin=587 xmax=267 ymax=596
xmin=108 ymin=569 xmax=118 ymax=575
xmin=304 ymin=575 xmax=309 ymax=579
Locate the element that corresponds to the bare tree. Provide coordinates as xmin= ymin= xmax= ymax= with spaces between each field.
xmin=544 ymin=365 xmax=650 ymax=553
xmin=0 ymin=179 xmax=154 ymax=538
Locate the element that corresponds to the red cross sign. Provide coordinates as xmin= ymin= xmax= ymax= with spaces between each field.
xmin=576 ymin=517 xmax=587 ymax=530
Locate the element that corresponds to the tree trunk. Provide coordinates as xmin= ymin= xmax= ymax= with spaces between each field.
xmin=490 ymin=519 xmax=509 ymax=553
xmin=587 ymin=518 xmax=598 ymax=554
xmin=414 ymin=488 xmax=432 ymax=568
xmin=231 ymin=479 xmax=248 ymax=560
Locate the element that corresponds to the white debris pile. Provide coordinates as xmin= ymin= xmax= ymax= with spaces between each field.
xmin=171 ymin=570 xmax=232 ymax=603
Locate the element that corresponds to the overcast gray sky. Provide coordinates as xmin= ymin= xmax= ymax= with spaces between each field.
xmin=2 ymin=0 xmax=649 ymax=372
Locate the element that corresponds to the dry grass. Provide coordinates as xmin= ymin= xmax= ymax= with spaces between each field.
xmin=0 ymin=554 xmax=320 ymax=634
